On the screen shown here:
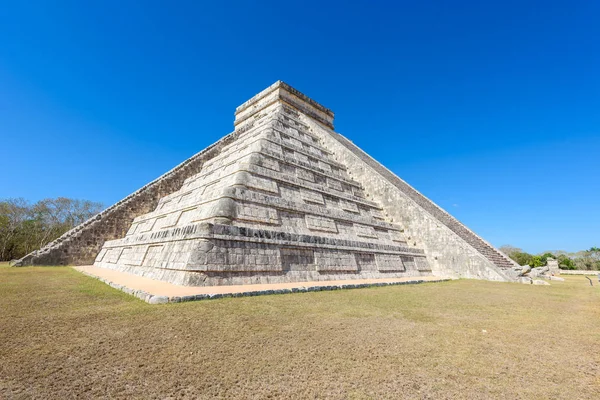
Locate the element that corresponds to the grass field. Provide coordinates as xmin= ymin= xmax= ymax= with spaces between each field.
xmin=1 ymin=265 xmax=599 ymax=399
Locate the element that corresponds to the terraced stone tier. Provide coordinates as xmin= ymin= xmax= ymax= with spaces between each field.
xmin=95 ymin=222 xmax=430 ymax=286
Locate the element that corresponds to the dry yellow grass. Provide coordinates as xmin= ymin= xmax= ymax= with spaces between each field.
xmin=1 ymin=265 xmax=599 ymax=399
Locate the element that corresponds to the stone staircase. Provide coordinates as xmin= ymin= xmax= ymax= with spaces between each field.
xmin=324 ymin=130 xmax=519 ymax=279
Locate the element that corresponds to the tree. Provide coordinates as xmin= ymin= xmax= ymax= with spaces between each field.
xmin=0 ymin=198 xmax=29 ymax=261
xmin=510 ymin=252 xmax=533 ymax=266
xmin=498 ymin=245 xmax=593 ymax=270
xmin=556 ymin=254 xmax=576 ymax=270
xmin=499 ymin=245 xmax=522 ymax=258
xmin=0 ymin=197 xmax=104 ymax=261
xmin=577 ymin=247 xmax=600 ymax=270
xmin=587 ymin=247 xmax=600 ymax=261
xmin=530 ymin=255 xmax=543 ymax=268
xmin=540 ymin=252 xmax=556 ymax=266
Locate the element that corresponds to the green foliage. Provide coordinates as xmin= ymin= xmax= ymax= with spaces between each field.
xmin=574 ymin=247 xmax=600 ymax=270
xmin=557 ymin=254 xmax=576 ymax=270
xmin=502 ymin=244 xmax=599 ymax=270
xmin=529 ymin=255 xmax=543 ymax=267
xmin=509 ymin=252 xmax=533 ymax=266
xmin=540 ymin=252 xmax=555 ymax=265
xmin=0 ymin=197 xmax=104 ymax=261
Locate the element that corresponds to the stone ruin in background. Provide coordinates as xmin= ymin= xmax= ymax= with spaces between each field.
xmin=512 ymin=257 xmax=563 ymax=285
xmin=15 ymin=81 xmax=520 ymax=286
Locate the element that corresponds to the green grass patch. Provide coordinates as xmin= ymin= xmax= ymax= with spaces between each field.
xmin=1 ymin=267 xmax=599 ymax=399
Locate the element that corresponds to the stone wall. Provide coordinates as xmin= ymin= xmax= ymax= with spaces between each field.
xmin=559 ymin=270 xmax=600 ymax=275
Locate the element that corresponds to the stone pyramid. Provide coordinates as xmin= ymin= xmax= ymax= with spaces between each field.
xmin=18 ymin=81 xmax=518 ymax=285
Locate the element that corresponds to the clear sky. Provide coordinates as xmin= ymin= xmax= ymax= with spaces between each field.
xmin=1 ymin=1 xmax=598 ymax=254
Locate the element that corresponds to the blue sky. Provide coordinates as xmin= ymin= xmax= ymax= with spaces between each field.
xmin=1 ymin=1 xmax=598 ymax=253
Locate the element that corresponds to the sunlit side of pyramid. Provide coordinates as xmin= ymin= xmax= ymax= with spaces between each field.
xmin=94 ymin=82 xmax=438 ymax=286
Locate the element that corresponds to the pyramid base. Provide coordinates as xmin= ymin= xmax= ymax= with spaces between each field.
xmin=94 ymin=223 xmax=433 ymax=287
xmin=75 ymin=265 xmax=449 ymax=304
xmin=92 ymin=263 xmax=433 ymax=287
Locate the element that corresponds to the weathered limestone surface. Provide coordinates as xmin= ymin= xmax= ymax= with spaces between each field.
xmin=546 ymin=258 xmax=560 ymax=275
xmin=94 ymin=83 xmax=432 ymax=285
xmin=17 ymin=81 xmax=518 ymax=285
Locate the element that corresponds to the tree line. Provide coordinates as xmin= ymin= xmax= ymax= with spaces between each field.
xmin=499 ymin=245 xmax=600 ymax=270
xmin=0 ymin=197 xmax=104 ymax=262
